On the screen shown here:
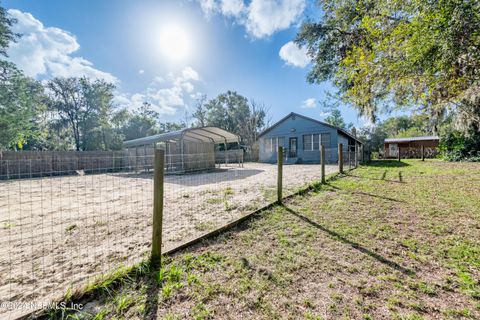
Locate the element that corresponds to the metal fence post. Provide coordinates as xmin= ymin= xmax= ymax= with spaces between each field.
xmin=353 ymin=142 xmax=358 ymax=168
xmin=151 ymin=149 xmax=164 ymax=266
xmin=320 ymin=145 xmax=326 ymax=184
xmin=277 ymin=146 xmax=283 ymax=203
xmin=348 ymin=146 xmax=351 ymax=170
xmin=338 ymin=143 xmax=343 ymax=173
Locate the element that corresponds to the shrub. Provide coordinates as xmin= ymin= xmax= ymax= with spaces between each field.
xmin=440 ymin=131 xmax=480 ymax=162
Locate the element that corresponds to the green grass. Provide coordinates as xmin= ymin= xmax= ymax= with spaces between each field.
xmin=37 ymin=160 xmax=480 ymax=319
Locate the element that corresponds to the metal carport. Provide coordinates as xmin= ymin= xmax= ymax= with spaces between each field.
xmin=123 ymin=127 xmax=241 ymax=173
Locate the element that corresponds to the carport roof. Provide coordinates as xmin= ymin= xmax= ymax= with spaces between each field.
xmin=123 ymin=126 xmax=240 ymax=148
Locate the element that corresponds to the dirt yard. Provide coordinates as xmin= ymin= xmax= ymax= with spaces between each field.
xmin=0 ymin=162 xmax=337 ymax=319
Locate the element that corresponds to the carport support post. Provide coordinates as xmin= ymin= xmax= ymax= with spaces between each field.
xmin=398 ymin=147 xmax=401 ymax=162
xmin=277 ymin=146 xmax=283 ymax=203
xmin=421 ymin=145 xmax=425 ymax=161
xmin=151 ymin=149 xmax=164 ymax=267
xmin=320 ymin=145 xmax=326 ymax=184
xmin=338 ymin=143 xmax=343 ymax=173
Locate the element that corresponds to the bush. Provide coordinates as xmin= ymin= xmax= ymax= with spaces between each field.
xmin=440 ymin=131 xmax=480 ymax=162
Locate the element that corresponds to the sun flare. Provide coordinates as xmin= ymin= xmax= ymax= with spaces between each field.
xmin=158 ymin=24 xmax=190 ymax=61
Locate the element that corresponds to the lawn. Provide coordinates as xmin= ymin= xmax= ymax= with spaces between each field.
xmin=40 ymin=160 xmax=479 ymax=320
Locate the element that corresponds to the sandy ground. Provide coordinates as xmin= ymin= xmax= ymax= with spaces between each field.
xmin=0 ymin=162 xmax=337 ymax=319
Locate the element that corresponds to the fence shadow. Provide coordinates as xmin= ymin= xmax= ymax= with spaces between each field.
xmin=110 ymin=168 xmax=265 ymax=187
xmin=143 ymin=272 xmax=160 ymax=320
xmin=283 ymin=206 xmax=414 ymax=276
xmin=165 ymin=168 xmax=264 ymax=187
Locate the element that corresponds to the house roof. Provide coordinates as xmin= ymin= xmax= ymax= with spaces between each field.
xmin=385 ymin=136 xmax=440 ymax=143
xmin=123 ymin=126 xmax=240 ymax=148
xmin=258 ymin=112 xmax=363 ymax=144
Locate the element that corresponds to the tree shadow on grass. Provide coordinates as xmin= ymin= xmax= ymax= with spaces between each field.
xmin=366 ymin=160 xmax=411 ymax=168
xmin=327 ymin=184 xmax=406 ymax=203
xmin=345 ymin=171 xmax=405 ymax=184
xmin=283 ymin=206 xmax=415 ymax=276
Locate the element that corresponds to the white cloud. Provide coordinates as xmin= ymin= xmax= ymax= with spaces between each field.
xmin=181 ymin=66 xmax=199 ymax=81
xmin=7 ymin=9 xmax=117 ymax=83
xmin=221 ymin=0 xmax=245 ymax=17
xmin=246 ymin=0 xmax=305 ymax=38
xmin=279 ymin=41 xmax=310 ymax=68
xmin=152 ymin=76 xmax=165 ymax=84
xmin=197 ymin=0 xmax=306 ymax=38
xmin=198 ymin=0 xmax=218 ymax=17
xmin=116 ymin=67 xmax=202 ymax=115
xmin=301 ymin=98 xmax=317 ymax=109
xmin=138 ymin=69 xmax=145 ymax=74
xmin=319 ymin=111 xmax=331 ymax=117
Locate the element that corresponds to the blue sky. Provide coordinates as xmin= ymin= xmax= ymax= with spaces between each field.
xmin=3 ymin=0 xmax=370 ymax=127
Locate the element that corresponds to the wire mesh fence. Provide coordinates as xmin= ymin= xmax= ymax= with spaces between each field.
xmin=0 ymin=145 xmax=366 ymax=319
xmin=0 ymin=156 xmax=154 ymax=319
xmin=282 ymin=147 xmax=339 ymax=197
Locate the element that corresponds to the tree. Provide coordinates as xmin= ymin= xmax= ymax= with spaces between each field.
xmin=192 ymin=94 xmax=208 ymax=127
xmin=203 ymin=91 xmax=269 ymax=148
xmin=46 ymin=77 xmax=118 ymax=151
xmin=119 ymin=102 xmax=158 ymax=141
xmin=0 ymin=61 xmax=45 ymax=149
xmin=0 ymin=4 xmax=19 ymax=57
xmin=296 ymin=0 xmax=480 ymax=132
xmin=324 ymin=109 xmax=346 ymax=130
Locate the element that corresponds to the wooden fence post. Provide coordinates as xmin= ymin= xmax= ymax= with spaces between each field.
xmin=277 ymin=146 xmax=283 ymax=203
xmin=338 ymin=143 xmax=343 ymax=173
xmin=421 ymin=145 xmax=425 ymax=161
xmin=320 ymin=145 xmax=326 ymax=184
xmin=151 ymin=149 xmax=165 ymax=266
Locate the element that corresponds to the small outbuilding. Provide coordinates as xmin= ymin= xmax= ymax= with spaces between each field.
xmin=384 ymin=136 xmax=440 ymax=158
xmin=123 ymin=127 xmax=241 ymax=173
xmin=258 ymin=112 xmax=363 ymax=164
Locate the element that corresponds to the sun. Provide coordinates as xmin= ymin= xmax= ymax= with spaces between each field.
xmin=158 ymin=24 xmax=190 ymax=61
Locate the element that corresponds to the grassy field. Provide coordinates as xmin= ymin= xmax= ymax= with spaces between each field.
xmin=42 ymin=160 xmax=479 ymax=320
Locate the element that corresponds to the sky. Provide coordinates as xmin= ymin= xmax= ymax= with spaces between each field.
xmin=3 ymin=0 xmax=371 ymax=127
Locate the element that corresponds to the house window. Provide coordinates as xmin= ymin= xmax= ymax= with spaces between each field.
xmin=313 ymin=134 xmax=320 ymax=150
xmin=271 ymin=136 xmax=285 ymax=152
xmin=264 ymin=138 xmax=271 ymax=153
xmin=321 ymin=133 xmax=331 ymax=148
xmin=303 ymin=135 xmax=312 ymax=151
xmin=303 ymin=133 xmax=332 ymax=150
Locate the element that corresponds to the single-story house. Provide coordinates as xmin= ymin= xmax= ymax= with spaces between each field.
xmin=258 ymin=112 xmax=363 ymax=164
xmin=123 ymin=127 xmax=241 ymax=173
xmin=384 ymin=136 xmax=440 ymax=158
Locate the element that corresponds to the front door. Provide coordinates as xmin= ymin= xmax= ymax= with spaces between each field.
xmin=289 ymin=137 xmax=297 ymax=158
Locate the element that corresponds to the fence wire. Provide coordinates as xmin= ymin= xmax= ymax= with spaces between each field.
xmin=0 ymin=146 xmax=365 ymax=319
xmin=282 ymin=147 xmax=339 ymax=197
xmin=0 ymin=156 xmax=153 ymax=319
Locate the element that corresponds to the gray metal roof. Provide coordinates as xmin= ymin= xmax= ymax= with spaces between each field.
xmin=123 ymin=126 xmax=240 ymax=148
xmin=258 ymin=112 xmax=363 ymax=144
xmin=385 ymin=136 xmax=439 ymax=143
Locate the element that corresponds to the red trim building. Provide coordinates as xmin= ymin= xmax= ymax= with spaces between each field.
xmin=384 ymin=136 xmax=440 ymax=158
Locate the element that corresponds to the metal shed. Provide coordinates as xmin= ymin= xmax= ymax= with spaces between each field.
xmin=123 ymin=127 xmax=241 ymax=173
